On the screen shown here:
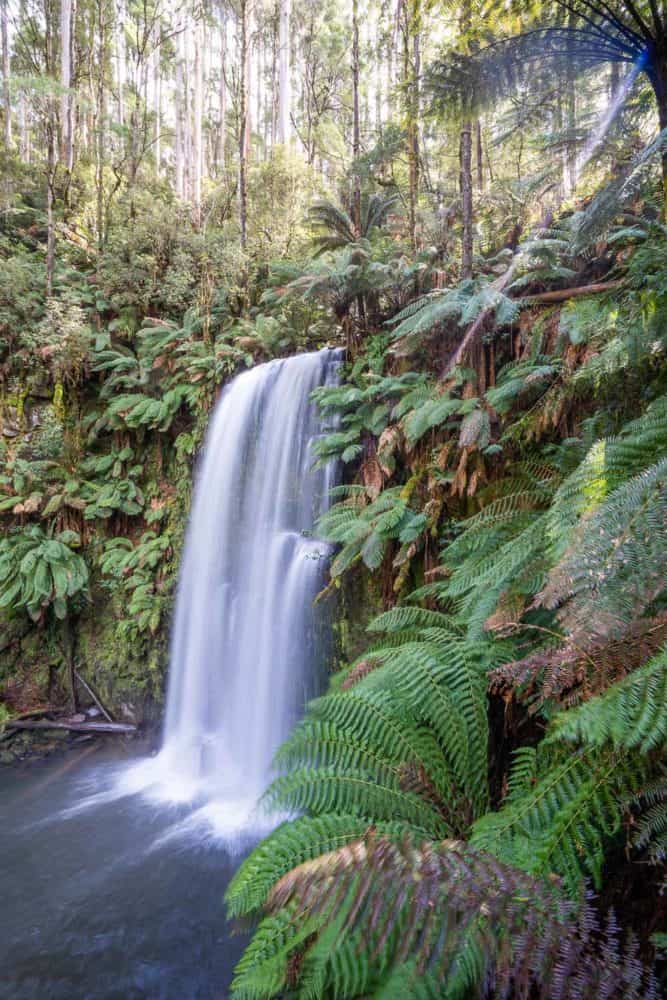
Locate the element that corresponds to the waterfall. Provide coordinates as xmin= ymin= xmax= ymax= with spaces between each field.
xmin=126 ymin=348 xmax=342 ymax=833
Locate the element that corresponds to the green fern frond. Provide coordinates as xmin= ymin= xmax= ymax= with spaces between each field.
xmin=549 ymin=647 xmax=667 ymax=753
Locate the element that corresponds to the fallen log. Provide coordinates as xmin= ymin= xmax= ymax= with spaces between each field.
xmin=5 ymin=719 xmax=137 ymax=735
xmin=521 ymin=280 xmax=624 ymax=305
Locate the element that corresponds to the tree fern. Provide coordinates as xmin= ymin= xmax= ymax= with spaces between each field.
xmin=549 ymin=647 xmax=667 ymax=753
xmin=539 ymin=457 xmax=667 ymax=643
xmin=231 ymin=835 xmax=659 ymax=999
xmin=472 ymin=748 xmax=646 ymax=895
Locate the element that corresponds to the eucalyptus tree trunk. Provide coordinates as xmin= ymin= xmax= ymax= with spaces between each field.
xmin=45 ymin=2 xmax=56 ymax=294
xmin=564 ymin=12 xmax=577 ymax=196
xmin=375 ymin=20 xmax=382 ymax=131
xmin=46 ymin=128 xmax=56 ymax=293
xmin=403 ymin=0 xmax=421 ymax=253
xmin=1 ymin=0 xmax=11 ymax=148
xmin=460 ymin=0 xmax=473 ymax=279
xmin=385 ymin=24 xmax=394 ymax=121
xmin=18 ymin=89 xmax=28 ymax=159
xmin=154 ymin=36 xmax=161 ymax=177
xmin=460 ymin=120 xmax=473 ymax=278
xmin=60 ymin=0 xmax=73 ymax=168
xmin=218 ymin=7 xmax=227 ymax=170
xmin=174 ymin=36 xmax=184 ymax=196
xmin=96 ymin=0 xmax=107 ymax=249
xmin=193 ymin=19 xmax=203 ymax=223
xmin=182 ymin=21 xmax=192 ymax=201
xmin=116 ymin=5 xmax=125 ymax=126
xmin=270 ymin=8 xmax=277 ymax=146
xmin=239 ymin=0 xmax=250 ymax=247
xmin=255 ymin=26 xmax=263 ymax=157
xmin=351 ymin=0 xmax=361 ymax=236
xmin=277 ymin=0 xmax=290 ymax=144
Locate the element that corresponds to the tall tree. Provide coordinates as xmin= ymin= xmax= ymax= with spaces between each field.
xmin=60 ymin=0 xmax=74 ymax=169
xmin=174 ymin=29 xmax=184 ymax=196
xmin=460 ymin=0 xmax=473 ymax=278
xmin=217 ymin=4 xmax=227 ymax=169
xmin=238 ymin=0 xmax=251 ymax=247
xmin=351 ymin=0 xmax=361 ymax=235
xmin=401 ymin=0 xmax=421 ymax=252
xmin=1 ymin=0 xmax=11 ymax=148
xmin=193 ymin=16 xmax=204 ymax=222
xmin=276 ymin=0 xmax=290 ymax=144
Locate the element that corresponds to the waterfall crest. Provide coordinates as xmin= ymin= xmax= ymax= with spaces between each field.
xmin=129 ymin=348 xmax=341 ymax=830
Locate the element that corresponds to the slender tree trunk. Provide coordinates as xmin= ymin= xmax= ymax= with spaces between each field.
xmin=239 ymin=0 xmax=250 ymax=248
xmin=460 ymin=120 xmax=473 ymax=278
xmin=652 ymin=63 xmax=667 ymax=219
xmin=385 ymin=28 xmax=394 ymax=120
xmin=153 ymin=44 xmax=162 ymax=177
xmin=47 ymin=128 xmax=56 ymax=293
xmin=351 ymin=0 xmax=361 ymax=236
xmin=564 ymin=13 xmax=577 ymax=195
xmin=96 ymin=0 xmax=106 ymax=249
xmin=18 ymin=89 xmax=27 ymax=159
xmin=460 ymin=0 xmax=473 ymax=278
xmin=256 ymin=26 xmax=265 ymax=157
xmin=270 ymin=7 xmax=277 ymax=147
xmin=46 ymin=0 xmax=56 ymax=293
xmin=180 ymin=19 xmax=192 ymax=200
xmin=277 ymin=0 xmax=290 ymax=144
xmin=193 ymin=18 xmax=203 ymax=223
xmin=475 ymin=119 xmax=483 ymax=191
xmin=1 ymin=0 xmax=11 ymax=148
xmin=404 ymin=0 xmax=420 ymax=252
xmin=116 ymin=5 xmax=125 ymax=126
xmin=218 ymin=8 xmax=227 ymax=170
xmin=375 ymin=21 xmax=382 ymax=131
xmin=175 ymin=36 xmax=184 ymax=196
xmin=60 ymin=0 xmax=73 ymax=168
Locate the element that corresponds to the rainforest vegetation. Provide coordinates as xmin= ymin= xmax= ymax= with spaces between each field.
xmin=2 ymin=0 xmax=667 ymax=995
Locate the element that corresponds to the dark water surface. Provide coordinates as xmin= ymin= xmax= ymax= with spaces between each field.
xmin=0 ymin=746 xmax=248 ymax=1000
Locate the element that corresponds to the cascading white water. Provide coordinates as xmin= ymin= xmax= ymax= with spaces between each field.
xmin=125 ymin=348 xmax=342 ymax=832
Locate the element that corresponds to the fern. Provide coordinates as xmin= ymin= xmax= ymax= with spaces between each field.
xmin=477 ymin=751 xmax=650 ymax=901
xmin=539 ymin=458 xmax=667 ymax=643
xmin=231 ymin=835 xmax=659 ymax=999
xmin=549 ymin=647 xmax=667 ymax=753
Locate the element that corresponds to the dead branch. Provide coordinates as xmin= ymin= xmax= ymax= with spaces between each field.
xmin=5 ymin=719 xmax=137 ymax=735
xmin=521 ymin=280 xmax=625 ymax=305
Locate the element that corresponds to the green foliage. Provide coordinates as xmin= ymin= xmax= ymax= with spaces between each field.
xmin=549 ymin=647 xmax=667 ymax=753
xmin=387 ymin=277 xmax=519 ymax=354
xmin=99 ymin=531 xmax=172 ymax=636
xmin=0 ymin=525 xmax=88 ymax=621
xmin=308 ymin=193 xmax=400 ymax=255
xmin=228 ymin=609 xmax=498 ymax=960
xmin=230 ymin=835 xmax=659 ymax=1000
xmin=318 ymin=487 xmax=428 ymax=577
